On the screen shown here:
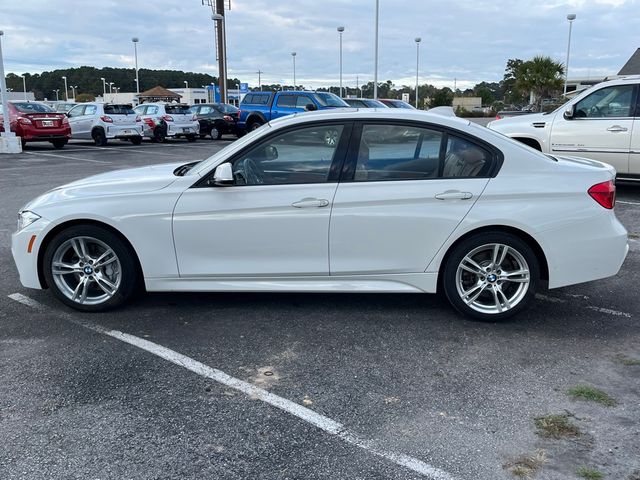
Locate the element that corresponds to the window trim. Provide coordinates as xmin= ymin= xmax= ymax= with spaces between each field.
xmin=340 ymin=119 xmax=503 ymax=183
xmin=193 ymin=120 xmax=354 ymax=188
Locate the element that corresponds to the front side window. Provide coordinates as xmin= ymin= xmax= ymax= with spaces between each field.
xmin=231 ymin=124 xmax=345 ymax=186
xmin=134 ymin=105 xmax=146 ymax=115
xmin=314 ymin=92 xmax=348 ymax=107
xmin=574 ymin=85 xmax=634 ymax=118
xmin=295 ymin=95 xmax=314 ymax=108
xmin=67 ymin=105 xmax=85 ymax=117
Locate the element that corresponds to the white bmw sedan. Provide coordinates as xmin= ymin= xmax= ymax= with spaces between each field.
xmin=11 ymin=109 xmax=628 ymax=321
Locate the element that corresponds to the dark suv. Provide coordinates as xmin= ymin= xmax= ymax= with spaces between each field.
xmin=190 ymin=103 xmax=240 ymax=140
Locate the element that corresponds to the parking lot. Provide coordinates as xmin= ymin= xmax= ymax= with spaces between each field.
xmin=1 ymin=136 xmax=640 ymax=480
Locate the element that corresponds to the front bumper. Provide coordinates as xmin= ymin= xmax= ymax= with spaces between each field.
xmin=11 ymin=217 xmax=52 ymax=290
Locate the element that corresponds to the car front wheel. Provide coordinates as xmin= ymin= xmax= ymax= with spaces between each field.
xmin=442 ymin=232 xmax=539 ymax=321
xmin=43 ymin=225 xmax=138 ymax=311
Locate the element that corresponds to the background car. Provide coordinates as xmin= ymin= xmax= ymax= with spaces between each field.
xmin=190 ymin=103 xmax=239 ymax=140
xmin=52 ymin=102 xmax=78 ymax=113
xmin=0 ymin=101 xmax=71 ymax=149
xmin=12 ymin=109 xmax=627 ymax=321
xmin=66 ymin=103 xmax=143 ymax=146
xmin=343 ymin=98 xmax=388 ymax=108
xmin=134 ymin=103 xmax=199 ymax=142
xmin=379 ymin=99 xmax=416 ymax=109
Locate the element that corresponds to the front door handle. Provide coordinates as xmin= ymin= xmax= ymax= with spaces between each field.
xmin=292 ymin=198 xmax=330 ymax=208
xmin=435 ymin=190 xmax=473 ymax=200
xmin=607 ymin=125 xmax=628 ymax=132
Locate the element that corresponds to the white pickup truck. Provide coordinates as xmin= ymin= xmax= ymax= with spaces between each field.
xmin=488 ymin=76 xmax=640 ymax=181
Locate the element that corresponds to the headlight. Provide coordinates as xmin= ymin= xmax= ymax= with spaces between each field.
xmin=17 ymin=210 xmax=41 ymax=231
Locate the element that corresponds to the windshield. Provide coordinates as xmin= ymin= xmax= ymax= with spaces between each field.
xmin=314 ymin=92 xmax=349 ymax=107
xmin=166 ymin=105 xmax=192 ymax=114
xmin=104 ymin=104 xmax=135 ymax=115
xmin=12 ymin=102 xmax=54 ymax=113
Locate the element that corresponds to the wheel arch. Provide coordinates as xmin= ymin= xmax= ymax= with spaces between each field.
xmin=246 ymin=113 xmax=266 ymax=127
xmin=436 ymin=225 xmax=549 ymax=291
xmin=37 ymin=219 xmax=145 ymax=290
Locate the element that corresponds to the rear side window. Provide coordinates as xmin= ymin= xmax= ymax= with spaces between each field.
xmin=104 ymin=104 xmax=135 ymax=115
xmin=442 ymin=135 xmax=490 ymax=178
xmin=146 ymin=106 xmax=159 ymax=115
xmin=84 ymin=105 xmax=97 ymax=116
xmin=276 ymin=95 xmax=295 ymax=108
xmin=165 ymin=105 xmax=191 ymax=114
xmin=242 ymin=93 xmax=270 ymax=106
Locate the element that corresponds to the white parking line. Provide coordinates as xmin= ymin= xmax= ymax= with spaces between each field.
xmin=535 ymin=293 xmax=632 ymax=317
xmin=617 ymin=200 xmax=640 ymax=206
xmin=22 ymin=151 xmax=109 ymax=164
xmin=6 ymin=292 xmax=456 ymax=480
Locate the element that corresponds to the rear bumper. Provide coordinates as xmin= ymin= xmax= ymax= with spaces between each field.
xmin=105 ymin=125 xmax=143 ymax=139
xmin=540 ymin=211 xmax=628 ymax=288
xmin=167 ymin=122 xmax=200 ymax=137
xmin=18 ymin=125 xmax=71 ymax=141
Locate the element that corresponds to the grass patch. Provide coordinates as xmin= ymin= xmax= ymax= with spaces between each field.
xmin=534 ymin=413 xmax=580 ymax=439
xmin=504 ymin=450 xmax=547 ymax=478
xmin=617 ymin=355 xmax=640 ymax=366
xmin=628 ymin=232 xmax=639 ymax=239
xmin=567 ymin=385 xmax=617 ymax=407
xmin=577 ymin=466 xmax=604 ymax=479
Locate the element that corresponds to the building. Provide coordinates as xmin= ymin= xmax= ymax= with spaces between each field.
xmin=618 ymin=48 xmax=640 ymax=75
xmin=0 ymin=91 xmax=35 ymax=102
xmin=168 ymin=88 xmax=209 ymax=104
xmin=452 ymin=97 xmax=482 ymax=110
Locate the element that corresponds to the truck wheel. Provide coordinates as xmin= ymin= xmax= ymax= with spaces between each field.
xmin=248 ymin=121 xmax=263 ymax=132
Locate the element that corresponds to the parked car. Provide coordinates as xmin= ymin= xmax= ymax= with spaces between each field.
xmin=0 ymin=101 xmax=71 ymax=149
xmin=12 ymin=109 xmax=627 ymax=321
xmin=134 ymin=103 xmax=199 ymax=142
xmin=342 ymin=98 xmax=388 ymax=108
xmin=379 ymin=99 xmax=415 ymax=109
xmin=66 ymin=103 xmax=143 ymax=146
xmin=238 ymin=90 xmax=349 ymax=132
xmin=190 ymin=103 xmax=239 ymax=140
xmin=488 ymin=76 xmax=640 ymax=180
xmin=53 ymin=102 xmax=78 ymax=113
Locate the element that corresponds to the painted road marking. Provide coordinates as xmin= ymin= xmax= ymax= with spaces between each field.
xmin=23 ymin=151 xmax=109 ymax=164
xmin=536 ymin=293 xmax=632 ymax=317
xmin=7 ymin=292 xmax=456 ymax=480
xmin=617 ymin=200 xmax=640 ymax=206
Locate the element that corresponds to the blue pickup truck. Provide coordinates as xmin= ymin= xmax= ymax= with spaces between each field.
xmin=238 ymin=90 xmax=348 ymax=132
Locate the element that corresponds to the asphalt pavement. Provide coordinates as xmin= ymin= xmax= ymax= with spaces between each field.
xmin=1 ymin=136 xmax=639 ymax=480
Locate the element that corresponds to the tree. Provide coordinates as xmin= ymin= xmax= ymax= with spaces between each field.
xmin=515 ymin=55 xmax=564 ymax=110
xmin=501 ymin=58 xmax=526 ymax=105
xmin=430 ymin=87 xmax=454 ymax=107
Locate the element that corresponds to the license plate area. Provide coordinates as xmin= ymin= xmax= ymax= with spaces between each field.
xmin=42 ymin=120 xmax=54 ymax=127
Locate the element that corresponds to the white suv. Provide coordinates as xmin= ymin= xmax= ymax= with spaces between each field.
xmin=133 ymin=103 xmax=200 ymax=142
xmin=488 ymin=76 xmax=640 ymax=180
xmin=67 ymin=103 xmax=143 ymax=146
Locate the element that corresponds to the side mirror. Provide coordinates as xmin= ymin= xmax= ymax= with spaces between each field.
xmin=563 ymin=105 xmax=575 ymax=119
xmin=305 ymin=103 xmax=318 ymax=111
xmin=212 ymin=163 xmax=234 ymax=186
xmin=264 ymin=145 xmax=278 ymax=160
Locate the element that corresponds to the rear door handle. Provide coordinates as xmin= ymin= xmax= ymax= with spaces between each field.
xmin=607 ymin=125 xmax=628 ymax=132
xmin=435 ymin=190 xmax=473 ymax=200
xmin=291 ymin=198 xmax=330 ymax=208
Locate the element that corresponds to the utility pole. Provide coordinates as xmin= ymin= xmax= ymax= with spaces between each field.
xmin=373 ymin=0 xmax=379 ymax=99
xmin=257 ymin=70 xmax=262 ymax=90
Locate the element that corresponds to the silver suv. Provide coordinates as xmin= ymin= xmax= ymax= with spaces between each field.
xmin=67 ymin=103 xmax=143 ymax=146
xmin=133 ymin=103 xmax=200 ymax=142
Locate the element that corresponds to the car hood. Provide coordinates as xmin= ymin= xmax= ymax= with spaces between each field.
xmin=24 ymin=162 xmax=183 ymax=210
xmin=488 ymin=112 xmax=549 ymax=129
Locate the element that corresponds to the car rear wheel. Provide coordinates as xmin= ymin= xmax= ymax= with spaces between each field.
xmin=210 ymin=126 xmax=222 ymax=140
xmin=152 ymin=127 xmax=166 ymax=143
xmin=130 ymin=136 xmax=142 ymax=145
xmin=442 ymin=232 xmax=539 ymax=321
xmin=43 ymin=225 xmax=138 ymax=312
xmin=92 ymin=129 xmax=107 ymax=146
xmin=51 ymin=139 xmax=68 ymax=149
xmin=187 ymin=135 xmax=197 ymax=142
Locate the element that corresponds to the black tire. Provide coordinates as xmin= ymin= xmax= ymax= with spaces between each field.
xmin=199 ymin=134 xmax=207 ymax=139
xmin=248 ymin=120 xmax=263 ymax=132
xmin=51 ymin=139 xmax=68 ymax=149
xmin=210 ymin=126 xmax=222 ymax=140
xmin=442 ymin=232 xmax=539 ymax=322
xmin=21 ymin=138 xmax=27 ymax=148
xmin=42 ymin=225 xmax=139 ymax=312
xmin=152 ymin=127 xmax=166 ymax=143
xmin=92 ymin=129 xmax=107 ymax=146
xmin=130 ymin=136 xmax=142 ymax=145
xmin=187 ymin=135 xmax=197 ymax=143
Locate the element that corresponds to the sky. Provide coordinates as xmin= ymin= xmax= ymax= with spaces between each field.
xmin=1 ymin=0 xmax=639 ymax=91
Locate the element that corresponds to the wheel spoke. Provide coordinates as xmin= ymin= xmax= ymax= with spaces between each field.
xmin=461 ymin=256 xmax=485 ymax=276
xmin=500 ymin=269 xmax=530 ymax=283
xmin=491 ymin=287 xmax=503 ymax=313
xmin=71 ymin=277 xmax=89 ymax=303
xmin=52 ymin=261 xmax=81 ymax=275
xmin=496 ymin=286 xmax=512 ymax=311
xmin=492 ymin=244 xmax=508 ymax=268
xmin=462 ymin=282 xmax=488 ymax=305
xmin=94 ymin=275 xmax=117 ymax=297
xmin=94 ymin=248 xmax=117 ymax=268
xmin=71 ymin=238 xmax=88 ymax=259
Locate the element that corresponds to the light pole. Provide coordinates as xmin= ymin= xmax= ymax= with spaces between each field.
xmin=53 ymin=89 xmax=59 ymax=101
xmin=71 ymin=85 xmax=77 ymax=99
xmin=291 ymin=52 xmax=297 ymax=90
xmin=20 ymin=74 xmax=26 ymax=100
xmin=256 ymin=70 xmax=262 ymax=90
xmin=337 ymin=26 xmax=345 ymax=97
xmin=100 ymin=77 xmax=106 ymax=100
xmin=211 ymin=14 xmax=228 ymax=104
xmin=210 ymin=82 xmax=215 ymax=103
xmin=61 ymin=76 xmax=68 ymax=101
xmin=108 ymin=82 xmax=114 ymax=94
xmin=132 ymin=37 xmax=140 ymax=94
xmin=564 ymin=13 xmax=577 ymax=95
xmin=414 ymin=37 xmax=421 ymax=108
xmin=373 ymin=0 xmax=379 ymax=99
xmin=184 ymin=80 xmax=189 ymax=89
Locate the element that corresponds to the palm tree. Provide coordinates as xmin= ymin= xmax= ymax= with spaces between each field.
xmin=515 ymin=55 xmax=565 ymax=110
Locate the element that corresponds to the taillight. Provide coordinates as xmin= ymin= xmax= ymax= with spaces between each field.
xmin=100 ymin=115 xmax=113 ymax=123
xmin=588 ymin=180 xmax=615 ymax=209
xmin=17 ymin=116 xmax=33 ymax=125
xmin=223 ymin=115 xmax=233 ymax=122
xmin=495 ymin=115 xmax=502 ymax=120
xmin=61 ymin=115 xmax=69 ymax=125
xmin=162 ymin=115 xmax=174 ymax=122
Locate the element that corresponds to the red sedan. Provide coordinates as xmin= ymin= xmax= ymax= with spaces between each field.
xmin=0 ymin=101 xmax=71 ymax=149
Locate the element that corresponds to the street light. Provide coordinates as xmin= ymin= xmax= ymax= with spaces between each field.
xmin=108 ymin=82 xmax=114 ymax=94
xmin=53 ymin=89 xmax=59 ymax=101
xmin=291 ymin=52 xmax=297 ymax=90
xmin=211 ymin=14 xmax=228 ymax=104
xmin=132 ymin=37 xmax=140 ymax=94
xmin=414 ymin=37 xmax=421 ymax=109
xmin=61 ymin=76 xmax=68 ymax=101
xmin=564 ymin=13 xmax=577 ymax=95
xmin=184 ymin=80 xmax=189 ymax=88
xmin=100 ymin=77 xmax=106 ymax=100
xmin=20 ymin=74 xmax=26 ymax=100
xmin=373 ymin=0 xmax=379 ymax=99
xmin=337 ymin=26 xmax=345 ymax=97
xmin=71 ymin=85 xmax=78 ymax=99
